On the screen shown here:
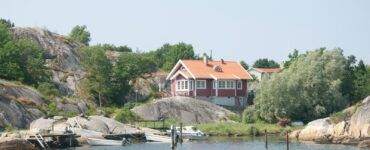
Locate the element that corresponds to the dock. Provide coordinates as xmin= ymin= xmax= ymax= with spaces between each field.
xmin=27 ymin=133 xmax=80 ymax=149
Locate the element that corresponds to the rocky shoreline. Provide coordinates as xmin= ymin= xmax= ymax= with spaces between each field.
xmin=0 ymin=115 xmax=157 ymax=149
xmin=290 ymin=96 xmax=370 ymax=148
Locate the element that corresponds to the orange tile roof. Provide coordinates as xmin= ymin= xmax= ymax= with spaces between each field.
xmin=254 ymin=68 xmax=282 ymax=73
xmin=180 ymin=60 xmax=252 ymax=80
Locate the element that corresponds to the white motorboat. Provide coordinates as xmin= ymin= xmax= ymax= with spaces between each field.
xmin=166 ymin=126 xmax=206 ymax=140
xmin=87 ymin=138 xmax=129 ymax=146
xmin=145 ymin=133 xmax=172 ymax=143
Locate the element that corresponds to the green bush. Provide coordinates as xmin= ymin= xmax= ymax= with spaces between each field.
xmin=46 ymin=102 xmax=58 ymax=117
xmin=37 ymin=82 xmax=60 ymax=100
xmin=242 ymin=106 xmax=258 ymax=123
xmin=114 ymin=108 xmax=138 ymax=123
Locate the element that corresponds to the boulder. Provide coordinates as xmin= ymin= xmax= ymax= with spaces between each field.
xmin=298 ymin=118 xmax=334 ymax=141
xmin=348 ymin=96 xmax=370 ymax=138
xmin=29 ymin=118 xmax=54 ymax=133
xmin=132 ymin=96 xmax=236 ymax=124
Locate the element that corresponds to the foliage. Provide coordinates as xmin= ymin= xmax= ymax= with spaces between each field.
xmin=242 ymin=106 xmax=259 ymax=123
xmin=240 ymin=60 xmax=249 ymax=70
xmin=69 ymin=25 xmax=91 ymax=45
xmin=0 ymin=23 xmax=50 ymax=86
xmin=228 ymin=114 xmax=241 ymax=122
xmin=353 ymin=60 xmax=369 ymax=101
xmin=46 ymin=102 xmax=58 ymax=117
xmin=0 ymin=18 xmax=14 ymax=28
xmin=150 ymin=43 xmax=195 ymax=71
xmin=283 ymin=49 xmax=299 ymax=68
xmin=37 ymin=82 xmax=60 ymax=99
xmin=253 ymin=58 xmax=280 ymax=68
xmin=196 ymin=122 xmax=296 ymax=136
xmin=80 ymin=45 xmax=113 ymax=105
xmin=101 ymin=44 xmax=132 ymax=52
xmin=114 ymin=107 xmax=139 ymax=123
xmin=254 ymin=48 xmax=347 ymax=123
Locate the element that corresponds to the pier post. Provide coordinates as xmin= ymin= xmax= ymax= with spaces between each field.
xmin=264 ymin=129 xmax=268 ymax=149
xmin=286 ymin=131 xmax=289 ymax=150
xmin=180 ymin=123 xmax=183 ymax=144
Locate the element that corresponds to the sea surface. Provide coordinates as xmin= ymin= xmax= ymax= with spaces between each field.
xmin=67 ymin=136 xmax=363 ymax=150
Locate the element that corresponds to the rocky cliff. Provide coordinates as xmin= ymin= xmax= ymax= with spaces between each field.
xmin=132 ymin=96 xmax=236 ymax=124
xmin=12 ymin=27 xmax=85 ymax=95
xmin=292 ymin=96 xmax=370 ymax=146
xmin=0 ymin=80 xmax=44 ymax=128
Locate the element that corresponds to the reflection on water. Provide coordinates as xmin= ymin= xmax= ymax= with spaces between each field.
xmin=71 ymin=136 xmax=360 ymax=150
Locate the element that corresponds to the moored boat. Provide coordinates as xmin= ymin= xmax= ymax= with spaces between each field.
xmin=87 ymin=138 xmax=130 ymax=146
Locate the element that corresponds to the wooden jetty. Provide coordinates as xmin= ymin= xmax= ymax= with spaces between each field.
xmin=27 ymin=133 xmax=80 ymax=149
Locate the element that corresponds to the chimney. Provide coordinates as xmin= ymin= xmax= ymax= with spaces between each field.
xmin=203 ymin=53 xmax=208 ymax=65
xmin=221 ymin=59 xmax=224 ymax=64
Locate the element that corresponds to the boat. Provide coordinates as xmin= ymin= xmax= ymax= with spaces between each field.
xmin=145 ymin=133 xmax=172 ymax=143
xmin=87 ymin=138 xmax=130 ymax=146
xmin=166 ymin=126 xmax=206 ymax=140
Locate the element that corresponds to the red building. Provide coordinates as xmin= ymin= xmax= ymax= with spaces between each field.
xmin=166 ymin=56 xmax=253 ymax=107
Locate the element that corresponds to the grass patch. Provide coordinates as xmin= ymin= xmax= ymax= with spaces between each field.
xmin=196 ymin=122 xmax=302 ymax=136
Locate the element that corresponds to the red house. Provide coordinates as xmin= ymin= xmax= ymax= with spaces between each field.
xmin=166 ymin=56 xmax=253 ymax=107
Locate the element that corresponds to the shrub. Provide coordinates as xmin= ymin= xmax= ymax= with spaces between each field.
xmin=37 ymin=82 xmax=60 ymax=100
xmin=114 ymin=108 xmax=138 ymax=123
xmin=242 ymin=106 xmax=258 ymax=123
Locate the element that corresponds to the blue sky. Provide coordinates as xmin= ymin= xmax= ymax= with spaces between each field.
xmin=1 ymin=0 xmax=370 ymax=64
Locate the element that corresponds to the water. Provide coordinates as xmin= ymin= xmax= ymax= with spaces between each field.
xmin=71 ymin=136 xmax=362 ymax=150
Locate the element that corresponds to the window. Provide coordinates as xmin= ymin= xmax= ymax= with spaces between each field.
xmin=226 ymin=81 xmax=235 ymax=89
xmin=177 ymin=80 xmax=189 ymax=91
xmin=237 ymin=81 xmax=242 ymax=89
xmin=189 ymin=80 xmax=193 ymax=90
xmin=214 ymin=80 xmax=237 ymax=89
xmin=196 ymin=80 xmax=206 ymax=89
xmin=218 ymin=81 xmax=226 ymax=89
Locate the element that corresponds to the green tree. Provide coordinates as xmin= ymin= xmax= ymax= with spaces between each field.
xmin=80 ymin=46 xmax=112 ymax=106
xmin=353 ymin=60 xmax=369 ymax=100
xmin=341 ymin=55 xmax=357 ymax=103
xmin=240 ymin=61 xmax=249 ymax=70
xmin=69 ymin=25 xmax=91 ymax=46
xmin=0 ymin=22 xmax=11 ymax=47
xmin=283 ymin=49 xmax=299 ymax=68
xmin=253 ymin=58 xmax=280 ymax=68
xmin=254 ymin=48 xmax=347 ymax=123
xmin=146 ymin=43 xmax=195 ymax=71
xmin=0 ymin=18 xmax=14 ymax=28
xmin=111 ymin=52 xmax=156 ymax=104
xmin=0 ymin=23 xmax=49 ymax=85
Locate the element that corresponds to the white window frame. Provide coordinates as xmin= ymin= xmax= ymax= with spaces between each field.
xmin=214 ymin=80 xmax=236 ymax=89
xmin=196 ymin=80 xmax=206 ymax=89
xmin=237 ymin=80 xmax=242 ymax=89
xmin=189 ymin=80 xmax=194 ymax=90
xmin=176 ymin=80 xmax=189 ymax=91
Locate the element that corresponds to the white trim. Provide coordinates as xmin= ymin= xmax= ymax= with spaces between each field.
xmin=196 ymin=80 xmax=207 ymax=89
xmin=176 ymin=80 xmax=189 ymax=91
xmin=214 ymin=80 xmax=236 ymax=89
xmin=180 ymin=60 xmax=196 ymax=79
xmin=166 ymin=60 xmax=183 ymax=80
xmin=169 ymin=71 xmax=190 ymax=80
xmin=232 ymin=74 xmax=241 ymax=79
